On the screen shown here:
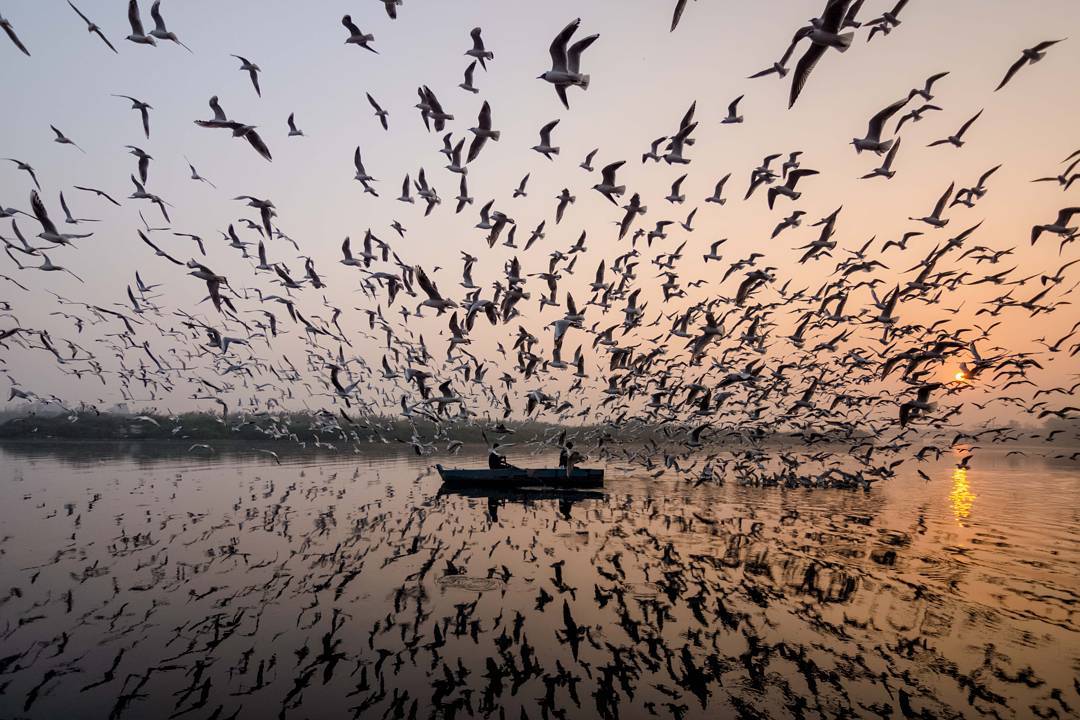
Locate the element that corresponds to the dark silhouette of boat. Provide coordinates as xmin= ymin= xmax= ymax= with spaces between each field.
xmin=435 ymin=463 xmax=604 ymax=489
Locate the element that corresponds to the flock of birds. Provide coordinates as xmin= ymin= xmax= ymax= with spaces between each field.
xmin=0 ymin=1 xmax=1076 ymax=482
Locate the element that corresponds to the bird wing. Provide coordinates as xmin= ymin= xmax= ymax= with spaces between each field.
xmin=601 ymin=160 xmax=624 ymax=184
xmin=341 ymin=15 xmax=361 ymax=35
xmin=727 ymin=95 xmax=743 ymax=116
xmin=977 ymin=163 xmax=1002 ymax=185
xmin=548 ymin=18 xmax=580 ymax=72
xmin=470 ymin=27 xmax=484 ymax=52
xmin=477 ymin=100 xmax=492 ymax=129
xmin=67 ymin=1 xmax=92 ymax=25
xmin=567 ymin=34 xmax=598 ymax=74
xmin=244 ymin=129 xmax=272 ymax=162
xmin=867 ymin=97 xmax=908 ymax=138
xmin=821 ymin=0 xmax=853 ymax=32
xmin=670 ymin=0 xmax=689 ymax=32
xmin=415 ymin=266 xmax=440 ymax=299
xmin=788 ymin=42 xmax=827 ymax=108
xmin=956 ymin=109 xmax=983 ymax=137
xmin=995 ymin=56 xmax=1027 ymax=91
xmin=127 ymin=0 xmax=145 ymax=35
xmin=932 ymin=182 xmax=955 ymax=216
xmin=366 ymin=92 xmax=383 ymax=114
xmin=149 ymin=1 xmax=167 ymax=33
xmin=30 ymin=191 xmax=59 ymax=236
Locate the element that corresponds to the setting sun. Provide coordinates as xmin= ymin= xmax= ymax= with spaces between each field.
xmin=955 ymin=372 xmax=966 ymax=381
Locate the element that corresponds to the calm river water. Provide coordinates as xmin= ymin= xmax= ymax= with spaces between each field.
xmin=0 ymin=441 xmax=1077 ymax=719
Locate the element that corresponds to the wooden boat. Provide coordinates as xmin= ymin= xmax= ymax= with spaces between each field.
xmin=435 ymin=464 xmax=604 ymax=489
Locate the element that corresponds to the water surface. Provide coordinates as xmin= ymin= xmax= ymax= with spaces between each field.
xmin=0 ymin=442 xmax=1077 ymax=719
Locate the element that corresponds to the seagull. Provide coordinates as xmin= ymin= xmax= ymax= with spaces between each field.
xmin=532 ymin=120 xmax=560 ymax=160
xmin=354 ymin=149 xmax=376 ymax=187
xmin=851 ymin=97 xmax=907 ymax=154
xmin=593 ymin=161 xmax=626 ymax=204
xmin=642 ymin=136 xmax=666 ymax=163
xmin=459 ymin=61 xmax=479 ymax=93
xmin=788 ymin=0 xmax=855 ymax=108
xmin=50 ymin=126 xmax=85 ymax=153
xmin=705 ymin=174 xmax=730 ymax=204
xmin=185 ymin=158 xmax=215 ymax=188
xmin=1031 ymin=207 xmax=1080 ymax=246
xmin=767 ymin=169 xmax=818 ymax=209
xmin=0 ymin=10 xmax=31 ymax=56
xmin=909 ymin=71 xmax=949 ymax=101
xmin=366 ymin=93 xmax=389 ymax=131
xmin=995 ymin=40 xmax=1066 ymax=91
xmin=31 ymin=190 xmax=93 ymax=246
xmin=860 ymin=137 xmax=901 ymax=179
xmin=67 ymin=1 xmax=118 ymax=53
xmin=580 ymin=148 xmax=598 ymax=171
xmin=910 ymin=182 xmax=954 ymax=228
xmin=342 ymin=15 xmax=377 ymax=53
xmin=126 ymin=145 xmax=152 ymax=184
xmin=73 ymin=185 xmax=120 ymax=206
xmin=232 ymin=55 xmax=262 ymax=96
xmin=927 ymin=109 xmax=982 ymax=148
xmin=466 ymin=27 xmax=493 ymax=69
xmin=6 ymin=159 xmax=42 ymax=191
xmin=865 ymin=0 xmax=909 ymax=41
xmin=467 ymin=101 xmax=500 ymax=163
xmin=721 ymin=95 xmax=744 ymax=124
xmin=666 ymin=174 xmax=687 ymax=204
xmin=895 ymin=103 xmax=941 ymax=132
xmin=703 ymin=239 xmax=726 ymax=262
xmin=113 ymin=95 xmax=153 ymax=138
xmin=59 ymin=192 xmax=98 ymax=225
xmin=149 ymin=1 xmax=192 ymax=52
xmin=287 ymin=113 xmax=304 ymax=137
xmin=539 ymin=18 xmax=599 ymax=109
xmin=126 ymin=0 xmax=157 ymax=46
xmin=555 ymin=188 xmax=575 ymax=223
xmin=513 ymin=174 xmax=530 ymax=198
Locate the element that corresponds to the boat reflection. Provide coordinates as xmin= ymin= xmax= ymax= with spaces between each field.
xmin=436 ymin=485 xmax=605 ymax=521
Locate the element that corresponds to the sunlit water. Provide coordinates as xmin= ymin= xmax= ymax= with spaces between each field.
xmin=0 ymin=441 xmax=1077 ymax=719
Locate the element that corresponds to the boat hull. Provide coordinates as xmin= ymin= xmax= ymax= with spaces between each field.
xmin=435 ymin=464 xmax=604 ymax=489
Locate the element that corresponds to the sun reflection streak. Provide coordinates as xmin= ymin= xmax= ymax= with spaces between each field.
xmin=949 ymin=467 xmax=976 ymax=525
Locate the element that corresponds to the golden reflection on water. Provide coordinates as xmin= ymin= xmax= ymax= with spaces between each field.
xmin=949 ymin=467 xmax=976 ymax=525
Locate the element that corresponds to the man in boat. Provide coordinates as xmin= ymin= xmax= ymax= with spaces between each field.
xmin=488 ymin=442 xmax=515 ymax=470
xmin=558 ymin=440 xmax=574 ymax=468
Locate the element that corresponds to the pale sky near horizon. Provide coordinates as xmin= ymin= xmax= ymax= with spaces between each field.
xmin=1 ymin=0 xmax=1079 ymax=424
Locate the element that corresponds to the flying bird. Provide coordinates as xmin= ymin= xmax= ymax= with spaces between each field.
xmin=995 ymin=39 xmax=1066 ymax=91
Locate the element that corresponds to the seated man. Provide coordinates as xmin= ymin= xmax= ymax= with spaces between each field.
xmin=488 ymin=442 xmax=513 ymax=470
xmin=558 ymin=440 xmax=574 ymax=468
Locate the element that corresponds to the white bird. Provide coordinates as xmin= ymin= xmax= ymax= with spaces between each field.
xmin=232 ymin=55 xmax=262 ymax=96
xmin=149 ymin=1 xmax=192 ymax=52
xmin=67 ymin=1 xmax=117 ymax=54
xmin=466 ymin=27 xmax=493 ymax=69
xmin=459 ymin=61 xmax=479 ymax=94
xmin=125 ymin=0 xmax=157 ymax=46
xmin=539 ymin=18 xmax=598 ymax=109
xmin=342 ymin=15 xmax=377 ymax=53
xmin=909 ymin=182 xmax=954 ymax=228
xmin=721 ymin=95 xmax=744 ymax=124
xmin=50 ymin=126 xmax=85 ymax=153
xmin=995 ymin=39 xmax=1066 ymax=91
xmin=851 ymin=97 xmax=907 ymax=154
xmin=532 ymin=120 xmax=560 ymax=160
xmin=287 ymin=113 xmax=304 ymax=137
